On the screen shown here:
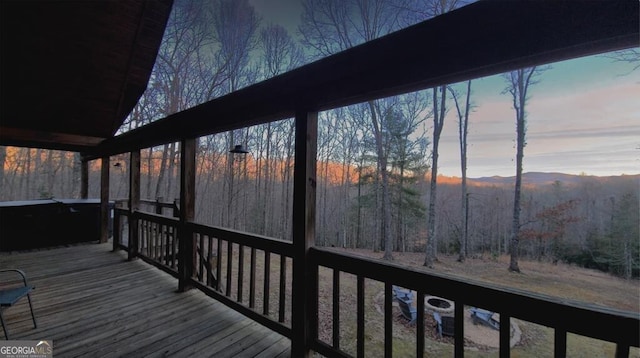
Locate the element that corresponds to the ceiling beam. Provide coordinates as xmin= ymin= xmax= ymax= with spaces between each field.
xmin=0 ymin=127 xmax=105 ymax=153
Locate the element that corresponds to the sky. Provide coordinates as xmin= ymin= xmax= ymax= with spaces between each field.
xmin=248 ymin=0 xmax=640 ymax=178
xmin=436 ymin=56 xmax=640 ymax=178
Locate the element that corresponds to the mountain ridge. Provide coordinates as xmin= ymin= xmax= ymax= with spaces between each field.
xmin=436 ymin=172 xmax=640 ymax=187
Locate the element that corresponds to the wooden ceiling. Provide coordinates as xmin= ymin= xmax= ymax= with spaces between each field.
xmin=0 ymin=0 xmax=173 ymax=152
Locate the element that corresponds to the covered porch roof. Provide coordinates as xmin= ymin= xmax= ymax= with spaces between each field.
xmin=0 ymin=0 xmax=173 ymax=152
xmin=0 ymin=1 xmax=637 ymax=158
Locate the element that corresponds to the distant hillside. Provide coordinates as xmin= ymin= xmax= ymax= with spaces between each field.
xmin=466 ymin=172 xmax=640 ymax=187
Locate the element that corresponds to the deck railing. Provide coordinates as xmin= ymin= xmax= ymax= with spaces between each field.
xmin=111 ymin=204 xmax=639 ymax=357
xmin=308 ymin=247 xmax=640 ymax=358
xmin=113 ymin=206 xmax=640 ymax=357
xmin=186 ymin=222 xmax=293 ymax=338
xmin=112 ymin=206 xmax=294 ymax=339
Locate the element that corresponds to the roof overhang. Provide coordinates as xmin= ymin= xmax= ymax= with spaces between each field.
xmin=0 ymin=0 xmax=173 ymax=152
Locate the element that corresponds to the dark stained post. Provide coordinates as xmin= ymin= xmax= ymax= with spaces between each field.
xmin=100 ymin=156 xmax=110 ymax=243
xmin=128 ymin=150 xmax=141 ymax=261
xmin=156 ymin=197 xmax=163 ymax=215
xmin=80 ymin=158 xmax=89 ymax=199
xmin=291 ymin=110 xmax=318 ymax=357
xmin=178 ymin=138 xmax=196 ymax=292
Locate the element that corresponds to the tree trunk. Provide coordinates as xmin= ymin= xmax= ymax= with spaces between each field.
xmin=0 ymin=146 xmax=6 ymax=200
xmin=509 ymin=74 xmax=526 ymax=273
xmin=167 ymin=142 xmax=178 ymax=201
xmin=425 ymin=86 xmax=446 ymax=267
xmin=395 ymin=161 xmax=407 ymax=252
xmin=368 ymin=100 xmax=393 ymax=260
xmin=155 ymin=145 xmax=169 ymax=200
xmin=449 ymin=81 xmax=472 ymax=262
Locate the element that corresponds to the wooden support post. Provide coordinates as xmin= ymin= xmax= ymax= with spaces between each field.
xmin=554 ymin=329 xmax=567 ymax=358
xmin=499 ymin=313 xmax=511 ymax=358
xmin=156 ymin=197 xmax=163 ymax=215
xmin=100 ymin=157 xmax=110 ymax=243
xmin=128 ymin=150 xmax=141 ymax=261
xmin=291 ymin=110 xmax=318 ymax=357
xmin=80 ymin=158 xmax=89 ymax=199
xmin=454 ymin=300 xmax=465 ymax=358
xmin=178 ymin=138 xmax=196 ymax=292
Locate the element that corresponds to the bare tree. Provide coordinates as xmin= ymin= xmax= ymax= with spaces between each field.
xmin=602 ymin=48 xmax=640 ymax=73
xmin=260 ymin=24 xmax=304 ymax=79
xmin=210 ymin=0 xmax=260 ymax=228
xmin=424 ymin=85 xmax=447 ymax=267
xmin=141 ymin=0 xmax=217 ymax=201
xmin=299 ymin=0 xmax=410 ymax=260
xmin=254 ymin=24 xmax=304 ymax=235
xmin=406 ymin=0 xmax=461 ymax=268
xmin=0 ymin=146 xmax=6 ymax=200
xmin=502 ymin=66 xmax=546 ymax=272
xmin=448 ymin=80 xmax=473 ymax=262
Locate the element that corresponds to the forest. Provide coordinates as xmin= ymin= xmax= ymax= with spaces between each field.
xmin=0 ymin=0 xmax=638 ymax=278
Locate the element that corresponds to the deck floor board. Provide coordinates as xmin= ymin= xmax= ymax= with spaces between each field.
xmin=1 ymin=243 xmax=290 ymax=357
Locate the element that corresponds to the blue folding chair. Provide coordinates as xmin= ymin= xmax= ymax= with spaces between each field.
xmin=1 ymin=269 xmax=37 ymax=339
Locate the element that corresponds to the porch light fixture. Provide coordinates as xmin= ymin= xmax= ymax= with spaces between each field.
xmin=229 ymin=144 xmax=249 ymax=154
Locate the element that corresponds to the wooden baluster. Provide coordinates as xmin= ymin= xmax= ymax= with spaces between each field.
xmin=279 ymin=255 xmax=286 ymax=323
xmin=384 ymin=282 xmax=392 ymax=358
xmin=554 ymin=329 xmax=566 ymax=358
xmin=454 ymin=300 xmax=464 ymax=358
xmin=263 ymin=251 xmax=271 ymax=316
xmin=332 ymin=269 xmax=340 ymax=350
xmin=500 ymin=313 xmax=511 ymax=358
xmin=357 ymin=275 xmax=365 ymax=358
xmin=112 ymin=211 xmax=121 ymax=251
xmin=198 ymin=233 xmax=204 ymax=282
xmin=249 ymin=247 xmax=256 ymax=308
xmin=226 ymin=241 xmax=232 ymax=297
xmin=238 ymin=244 xmax=244 ymax=303
xmin=148 ymin=220 xmax=152 ymax=258
xmin=163 ymin=224 xmax=169 ymax=266
xmin=216 ymin=238 xmax=222 ymax=292
xmin=152 ymin=221 xmax=157 ymax=259
xmin=207 ymin=235 xmax=213 ymax=286
xmin=416 ymin=290 xmax=425 ymax=358
xmin=615 ymin=343 xmax=630 ymax=358
xmin=171 ymin=226 xmax=177 ymax=269
xmin=158 ymin=223 xmax=163 ymax=263
xmin=143 ymin=220 xmax=148 ymax=256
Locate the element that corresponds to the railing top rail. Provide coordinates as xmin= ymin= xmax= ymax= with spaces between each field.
xmin=186 ymin=222 xmax=293 ymax=258
xmin=310 ymin=247 xmax=640 ymax=347
xmin=134 ymin=210 xmax=179 ymax=226
xmin=140 ymin=198 xmax=178 ymax=207
xmin=123 ymin=210 xmax=294 ymax=257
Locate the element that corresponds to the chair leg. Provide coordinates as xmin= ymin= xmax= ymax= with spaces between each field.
xmin=0 ymin=309 xmax=9 ymax=340
xmin=27 ymin=294 xmax=37 ymax=328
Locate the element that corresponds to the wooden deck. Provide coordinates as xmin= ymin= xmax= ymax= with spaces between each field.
xmin=0 ymin=243 xmax=290 ymax=357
